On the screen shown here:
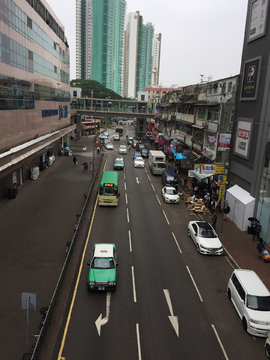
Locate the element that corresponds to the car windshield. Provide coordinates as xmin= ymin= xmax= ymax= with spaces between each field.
xmin=198 ymin=224 xmax=217 ymax=238
xmin=99 ymin=187 xmax=118 ymax=196
xmin=154 ymin=163 xmax=166 ymax=168
xmin=120 ymin=146 xmax=126 ymax=149
xmin=166 ymin=188 xmax=177 ymax=195
xmin=136 ymin=157 xmax=143 ymax=162
xmin=92 ymin=257 xmax=115 ymax=269
xmin=116 ymin=159 xmax=123 ymax=163
xmin=247 ymin=295 xmax=270 ymax=311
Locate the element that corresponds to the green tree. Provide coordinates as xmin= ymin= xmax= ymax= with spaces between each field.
xmin=70 ymin=79 xmax=122 ymax=100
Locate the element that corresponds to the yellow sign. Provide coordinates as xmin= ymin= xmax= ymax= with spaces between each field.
xmin=218 ymin=185 xmax=226 ymax=201
xmin=218 ymin=175 xmax=227 ymax=186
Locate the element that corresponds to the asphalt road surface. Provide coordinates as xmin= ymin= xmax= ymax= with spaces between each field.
xmin=57 ymin=129 xmax=265 ymax=360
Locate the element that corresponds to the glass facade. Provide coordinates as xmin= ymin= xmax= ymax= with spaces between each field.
xmin=0 ymin=0 xmax=69 ymax=85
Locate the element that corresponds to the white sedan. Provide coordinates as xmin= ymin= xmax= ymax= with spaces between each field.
xmin=187 ymin=221 xmax=223 ymax=255
xmin=119 ymin=145 xmax=127 ymax=154
xmin=161 ymin=186 xmax=180 ymax=204
xmin=105 ymin=141 xmax=113 ymax=150
xmin=134 ymin=157 xmax=144 ymax=168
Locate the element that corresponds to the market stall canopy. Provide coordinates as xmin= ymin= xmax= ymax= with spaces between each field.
xmin=192 ymin=169 xmax=212 ymax=181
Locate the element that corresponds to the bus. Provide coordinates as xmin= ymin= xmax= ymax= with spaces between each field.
xmin=115 ymin=126 xmax=123 ymax=136
xmin=98 ymin=171 xmax=120 ymax=206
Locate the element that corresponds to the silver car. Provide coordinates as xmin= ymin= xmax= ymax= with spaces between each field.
xmin=161 ymin=186 xmax=180 ymax=204
xmin=134 ymin=157 xmax=144 ymax=168
xmin=119 ymin=145 xmax=127 ymax=154
xmin=105 ymin=141 xmax=113 ymax=150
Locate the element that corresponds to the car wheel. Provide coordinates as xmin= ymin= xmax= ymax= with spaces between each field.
xmin=196 ymin=244 xmax=200 ymax=253
xmin=227 ymin=288 xmax=231 ymax=301
xmin=265 ymin=344 xmax=270 ymax=358
xmin=242 ymin=317 xmax=247 ymax=332
xmin=187 ymin=228 xmax=191 ymax=237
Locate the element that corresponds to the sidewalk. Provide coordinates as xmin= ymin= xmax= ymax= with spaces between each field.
xmin=0 ymin=136 xmax=98 ymax=360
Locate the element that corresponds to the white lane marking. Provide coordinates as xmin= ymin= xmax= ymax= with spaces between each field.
xmin=124 ymin=182 xmax=126 ymax=190
xmin=136 ymin=324 xmax=142 ymax=360
xmin=211 ymin=325 xmax=229 ymax=360
xmin=163 ymin=289 xmax=179 ymax=337
xmin=131 ymin=266 xmax=137 ymax=302
xmin=128 ymin=230 xmax=132 ymax=252
xmin=156 ymin=194 xmax=161 ymax=205
xmin=136 ymin=177 xmax=140 ymax=184
xmin=162 ymin=210 xmax=170 ymax=225
xmin=95 ymin=292 xmax=111 ymax=336
xmin=127 ymin=208 xmax=130 ymax=223
xmin=151 ymin=183 xmax=155 ymax=191
xmin=147 ymin=174 xmax=151 ymax=181
xmin=186 ymin=266 xmax=203 ymax=302
xmin=125 ymin=193 xmax=128 ymax=204
xmin=172 ymin=232 xmax=182 ymax=254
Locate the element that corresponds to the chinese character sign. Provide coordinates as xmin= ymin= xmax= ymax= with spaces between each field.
xmin=234 ymin=120 xmax=252 ymax=158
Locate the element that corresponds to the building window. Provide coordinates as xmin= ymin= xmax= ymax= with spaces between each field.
xmin=228 ymin=82 xmax=232 ymax=92
xmin=214 ymin=109 xmax=219 ymax=120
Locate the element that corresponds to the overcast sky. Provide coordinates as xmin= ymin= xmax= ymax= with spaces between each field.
xmin=46 ymin=0 xmax=248 ymax=87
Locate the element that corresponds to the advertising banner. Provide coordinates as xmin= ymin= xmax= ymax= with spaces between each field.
xmin=218 ymin=133 xmax=231 ymax=151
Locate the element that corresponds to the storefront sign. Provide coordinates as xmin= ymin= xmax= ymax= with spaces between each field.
xmin=42 ymin=109 xmax=58 ymax=117
xmin=208 ymin=136 xmax=216 ymax=143
xmin=218 ymin=175 xmax=227 ymax=186
xmin=234 ymin=119 xmax=252 ymax=159
xmin=218 ymin=133 xmax=231 ymax=151
xmin=201 ymin=164 xmax=225 ymax=174
xmin=218 ymin=185 xmax=226 ymax=201
xmin=240 ymin=56 xmax=261 ymax=101
xmin=215 ymin=164 xmax=225 ymax=174
xmin=248 ymin=0 xmax=269 ymax=42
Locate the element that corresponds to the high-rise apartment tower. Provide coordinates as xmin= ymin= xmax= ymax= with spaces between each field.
xmin=76 ymin=0 xmax=126 ymax=95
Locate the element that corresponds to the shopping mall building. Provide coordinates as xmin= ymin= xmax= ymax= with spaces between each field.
xmin=0 ymin=0 xmax=75 ymax=199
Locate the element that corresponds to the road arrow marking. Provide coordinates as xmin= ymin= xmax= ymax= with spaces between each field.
xmin=95 ymin=292 xmax=111 ymax=336
xmin=163 ymin=289 xmax=179 ymax=337
xmin=136 ymin=177 xmax=140 ymax=184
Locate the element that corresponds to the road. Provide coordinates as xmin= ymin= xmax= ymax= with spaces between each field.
xmin=57 ymin=128 xmax=264 ymax=360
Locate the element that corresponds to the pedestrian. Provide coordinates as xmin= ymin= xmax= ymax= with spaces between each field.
xmin=257 ymin=238 xmax=265 ymax=259
xmin=97 ymin=146 xmax=100 ymax=154
xmin=253 ymin=221 xmax=262 ymax=242
xmin=73 ymin=155 xmax=77 ymax=166
xmin=212 ymin=212 xmax=217 ymax=230
xmin=82 ymin=162 xmax=88 ymax=171
xmin=224 ymin=203 xmax=230 ymax=221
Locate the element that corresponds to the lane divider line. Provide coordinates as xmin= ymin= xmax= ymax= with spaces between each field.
xmin=136 ymin=323 xmax=142 ymax=360
xmin=128 ymin=230 xmax=132 ymax=252
xmin=156 ymin=194 xmax=161 ymax=205
xmin=211 ymin=324 xmax=229 ymax=360
xmin=172 ymin=232 xmax=182 ymax=254
xmin=131 ymin=266 xmax=137 ymax=303
xmin=186 ymin=266 xmax=203 ymax=302
xmin=162 ymin=210 xmax=170 ymax=225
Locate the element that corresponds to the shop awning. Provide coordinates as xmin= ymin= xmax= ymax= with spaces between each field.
xmin=192 ymin=169 xmax=212 ymax=181
xmin=191 ymin=125 xmax=204 ymax=129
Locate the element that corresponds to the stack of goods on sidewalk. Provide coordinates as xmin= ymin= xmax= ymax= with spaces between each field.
xmin=184 ymin=195 xmax=210 ymax=215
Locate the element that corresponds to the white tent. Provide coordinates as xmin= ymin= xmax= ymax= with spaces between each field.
xmin=225 ymin=185 xmax=255 ymax=231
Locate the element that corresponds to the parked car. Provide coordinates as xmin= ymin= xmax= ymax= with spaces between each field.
xmin=187 ymin=221 xmax=223 ymax=255
xmin=104 ymin=138 xmax=111 ymax=144
xmin=140 ymin=148 xmax=149 ymax=158
xmin=161 ymin=169 xmax=178 ymax=189
xmin=87 ymin=243 xmax=118 ymax=291
xmin=133 ymin=151 xmax=141 ymax=160
xmin=161 ymin=186 xmax=180 ymax=204
xmin=134 ymin=157 xmax=144 ymax=168
xmin=227 ymin=269 xmax=270 ymax=337
xmin=103 ymin=131 xmax=109 ymax=137
xmin=113 ymin=133 xmax=120 ymax=141
xmin=114 ymin=158 xmax=124 ymax=170
xmin=136 ymin=143 xmax=146 ymax=151
xmin=105 ymin=141 xmax=113 ymax=150
xmin=119 ymin=145 xmax=127 ymax=155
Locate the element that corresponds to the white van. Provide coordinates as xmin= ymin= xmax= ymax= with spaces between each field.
xmin=227 ymin=269 xmax=270 ymax=337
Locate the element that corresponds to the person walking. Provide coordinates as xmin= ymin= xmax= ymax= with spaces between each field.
xmin=82 ymin=162 xmax=88 ymax=171
xmin=224 ymin=203 xmax=230 ymax=221
xmin=73 ymin=155 xmax=77 ymax=166
xmin=253 ymin=221 xmax=262 ymax=242
xmin=212 ymin=212 xmax=217 ymax=231
xmin=257 ymin=238 xmax=265 ymax=259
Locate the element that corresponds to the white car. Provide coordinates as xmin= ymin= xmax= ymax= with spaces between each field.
xmin=134 ymin=157 xmax=144 ymax=168
xmin=105 ymin=141 xmax=113 ymax=150
xmin=119 ymin=145 xmax=127 ymax=154
xmin=187 ymin=221 xmax=223 ymax=255
xmin=161 ymin=186 xmax=180 ymax=204
xmin=113 ymin=133 xmax=120 ymax=140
